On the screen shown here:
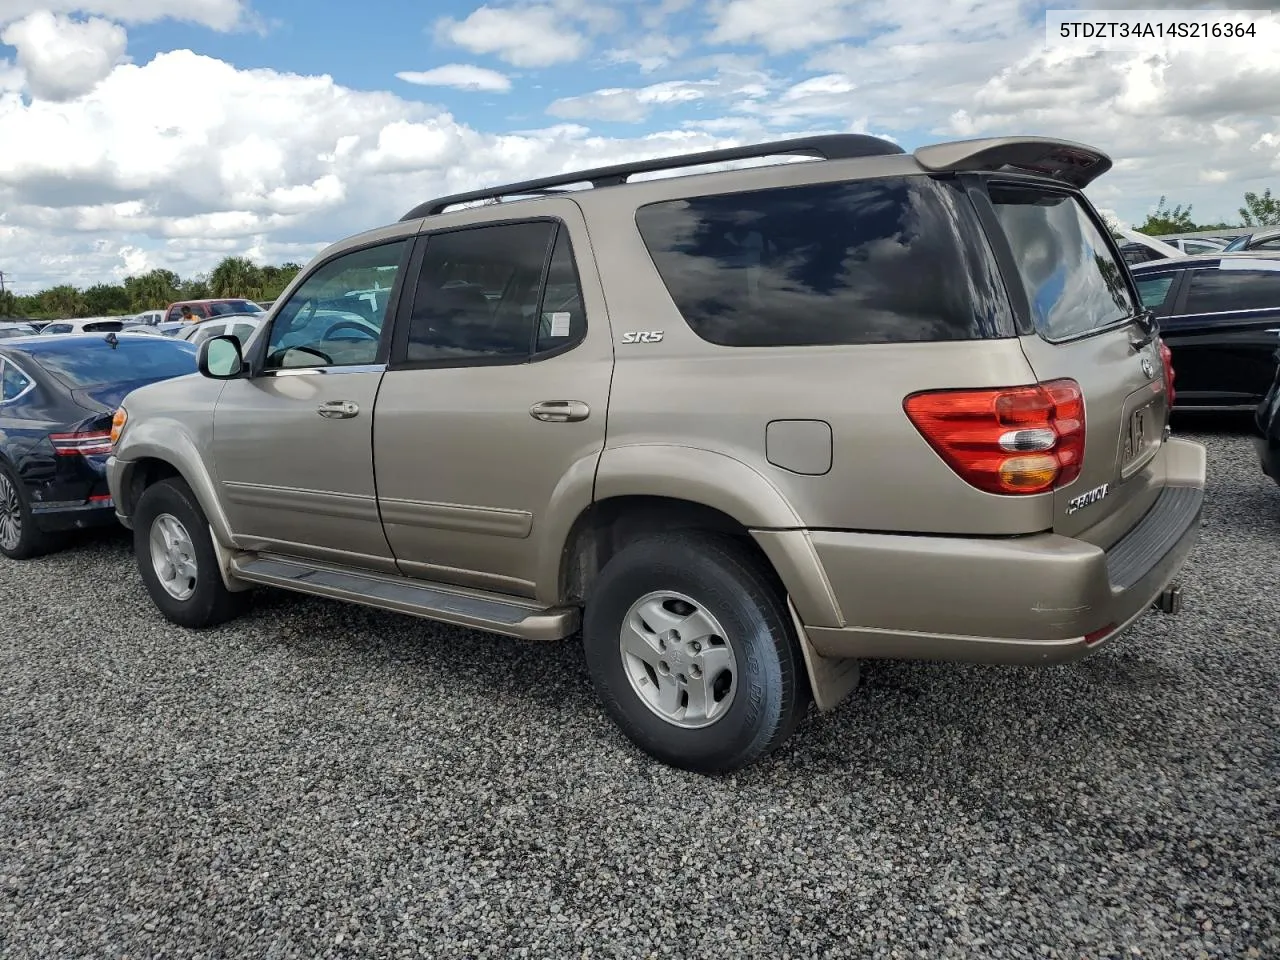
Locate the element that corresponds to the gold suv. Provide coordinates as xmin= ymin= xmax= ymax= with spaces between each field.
xmin=107 ymin=135 xmax=1206 ymax=773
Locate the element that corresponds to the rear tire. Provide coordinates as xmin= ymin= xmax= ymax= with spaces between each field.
xmin=0 ymin=464 xmax=62 ymax=560
xmin=133 ymin=477 xmax=248 ymax=628
xmin=583 ymin=531 xmax=810 ymax=774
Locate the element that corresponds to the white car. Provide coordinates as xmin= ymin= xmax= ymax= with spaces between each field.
xmin=133 ymin=309 xmax=165 ymax=326
xmin=1166 ymin=237 xmax=1228 ymax=256
xmin=175 ymin=315 xmax=263 ymax=347
xmin=38 ymin=317 xmax=132 ymax=334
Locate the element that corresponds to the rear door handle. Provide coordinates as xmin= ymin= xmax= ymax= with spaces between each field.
xmin=529 ymin=400 xmax=590 ymax=423
xmin=317 ymin=400 xmax=359 ymax=419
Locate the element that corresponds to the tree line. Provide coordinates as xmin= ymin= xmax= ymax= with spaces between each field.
xmin=1136 ymin=188 xmax=1280 ymax=236
xmin=0 ymin=256 xmax=302 ymax=320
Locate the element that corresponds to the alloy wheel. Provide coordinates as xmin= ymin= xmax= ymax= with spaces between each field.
xmin=0 ymin=473 xmax=21 ymax=552
xmin=618 ymin=590 xmax=739 ymax=729
xmin=149 ymin=513 xmax=198 ymax=601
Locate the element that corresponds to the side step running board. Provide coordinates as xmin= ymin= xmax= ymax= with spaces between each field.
xmin=229 ymin=555 xmax=579 ymax=641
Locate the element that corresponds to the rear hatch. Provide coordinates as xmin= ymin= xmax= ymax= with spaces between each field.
xmin=982 ymin=180 xmax=1170 ymax=546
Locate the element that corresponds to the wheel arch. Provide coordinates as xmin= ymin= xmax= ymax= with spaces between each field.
xmin=543 ymin=445 xmax=842 ymax=629
xmin=112 ymin=431 xmax=236 ymax=548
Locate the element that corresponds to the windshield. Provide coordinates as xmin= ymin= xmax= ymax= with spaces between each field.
xmin=1221 ymin=236 xmax=1249 ymax=252
xmin=21 ymin=336 xmax=197 ymax=388
xmin=988 ymin=185 xmax=1135 ymax=341
xmin=0 ymin=324 xmax=37 ymax=338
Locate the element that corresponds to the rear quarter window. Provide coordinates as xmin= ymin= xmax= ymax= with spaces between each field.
xmin=634 ymin=177 xmax=1011 ymax=347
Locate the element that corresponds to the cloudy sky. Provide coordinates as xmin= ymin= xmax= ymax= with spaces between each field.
xmin=1 ymin=0 xmax=1278 ymax=293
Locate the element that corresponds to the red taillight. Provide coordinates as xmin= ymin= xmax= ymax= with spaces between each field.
xmin=1158 ymin=338 xmax=1175 ymax=406
xmin=48 ymin=429 xmax=114 ymax=456
xmin=903 ymin=379 xmax=1086 ymax=495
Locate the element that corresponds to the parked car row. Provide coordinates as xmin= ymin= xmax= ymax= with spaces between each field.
xmin=2 ymin=135 xmax=1270 ymax=774
xmin=1113 ymin=226 xmax=1280 ymax=266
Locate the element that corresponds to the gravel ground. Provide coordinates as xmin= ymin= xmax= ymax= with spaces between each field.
xmin=2 ymin=425 xmax=1278 ymax=959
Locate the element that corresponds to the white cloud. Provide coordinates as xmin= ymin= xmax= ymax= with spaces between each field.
xmin=0 ymin=0 xmax=247 ymax=30
xmin=604 ymin=33 xmax=690 ymax=73
xmin=707 ymin=0 xmax=863 ymax=53
xmin=0 ymin=46 xmax=745 ymax=291
xmin=436 ymin=4 xmax=588 ymax=67
xmin=397 ymin=63 xmax=512 ymax=93
xmin=5 ymin=0 xmax=1280 ymax=295
xmin=548 ymin=80 xmax=717 ymax=122
xmin=1 ymin=12 xmax=127 ymax=101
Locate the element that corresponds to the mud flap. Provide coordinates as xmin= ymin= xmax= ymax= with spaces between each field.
xmin=787 ymin=597 xmax=861 ymax=712
xmin=209 ymin=526 xmax=255 ymax=593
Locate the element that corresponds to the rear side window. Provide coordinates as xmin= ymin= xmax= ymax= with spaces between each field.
xmin=1 ymin=359 xmax=33 ymax=401
xmin=634 ymin=177 xmax=1010 ymax=347
xmin=402 ymin=220 xmax=582 ymax=364
xmin=1184 ymin=268 xmax=1280 ymax=313
xmin=1134 ymin=273 xmax=1179 ymax=314
xmin=989 ymin=185 xmax=1135 ymax=340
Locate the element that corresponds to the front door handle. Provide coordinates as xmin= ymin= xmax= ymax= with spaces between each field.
xmin=317 ymin=400 xmax=359 ymax=419
xmin=529 ymin=400 xmax=590 ymax=423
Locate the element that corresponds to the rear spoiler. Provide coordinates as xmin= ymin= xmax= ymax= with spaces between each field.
xmin=913 ymin=137 xmax=1112 ymax=188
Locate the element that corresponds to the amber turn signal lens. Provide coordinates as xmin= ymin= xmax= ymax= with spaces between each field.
xmin=997 ymin=454 xmax=1059 ymax=492
xmin=109 ymin=408 xmax=127 ymax=446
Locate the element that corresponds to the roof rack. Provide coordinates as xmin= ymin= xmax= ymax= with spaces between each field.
xmin=399 ymin=134 xmax=904 ymax=221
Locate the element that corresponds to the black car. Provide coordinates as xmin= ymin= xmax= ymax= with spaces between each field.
xmin=1256 ymin=366 xmax=1280 ymax=487
xmin=0 ymin=332 xmax=198 ymax=559
xmin=1130 ymin=253 xmax=1280 ymax=410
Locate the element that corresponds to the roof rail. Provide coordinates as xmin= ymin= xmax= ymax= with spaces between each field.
xmin=399 ymin=134 xmax=904 ymax=221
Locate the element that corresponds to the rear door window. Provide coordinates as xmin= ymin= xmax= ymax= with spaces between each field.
xmin=402 ymin=221 xmax=558 ymax=363
xmin=635 ymin=177 xmax=1010 ymax=347
xmin=1184 ymin=267 xmax=1280 ymax=314
xmin=988 ymin=185 xmax=1136 ymax=340
xmin=1133 ymin=272 xmax=1180 ymax=315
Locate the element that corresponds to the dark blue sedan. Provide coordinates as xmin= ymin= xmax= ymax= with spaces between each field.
xmin=0 ymin=332 xmax=197 ymax=559
xmin=1130 ymin=253 xmax=1280 ymax=410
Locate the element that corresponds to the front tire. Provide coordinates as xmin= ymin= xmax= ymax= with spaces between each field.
xmin=133 ymin=477 xmax=248 ymax=628
xmin=583 ymin=531 xmax=810 ymax=774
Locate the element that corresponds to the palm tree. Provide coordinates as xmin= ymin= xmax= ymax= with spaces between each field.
xmin=209 ymin=257 xmax=264 ymax=299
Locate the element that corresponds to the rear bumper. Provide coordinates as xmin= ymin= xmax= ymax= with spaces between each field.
xmin=785 ymin=438 xmax=1206 ymax=666
xmin=31 ymin=499 xmax=118 ymax=533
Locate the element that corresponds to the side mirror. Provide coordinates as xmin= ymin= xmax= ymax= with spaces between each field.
xmin=198 ymin=335 xmax=245 ymax=380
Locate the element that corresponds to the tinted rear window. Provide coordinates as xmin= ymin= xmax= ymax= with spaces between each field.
xmin=634 ymin=177 xmax=1011 ymax=347
xmin=989 ymin=185 xmax=1135 ymax=340
xmin=22 ymin=337 xmax=197 ymax=388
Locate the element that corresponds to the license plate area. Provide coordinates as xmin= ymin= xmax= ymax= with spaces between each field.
xmin=1120 ymin=400 xmax=1159 ymax=478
